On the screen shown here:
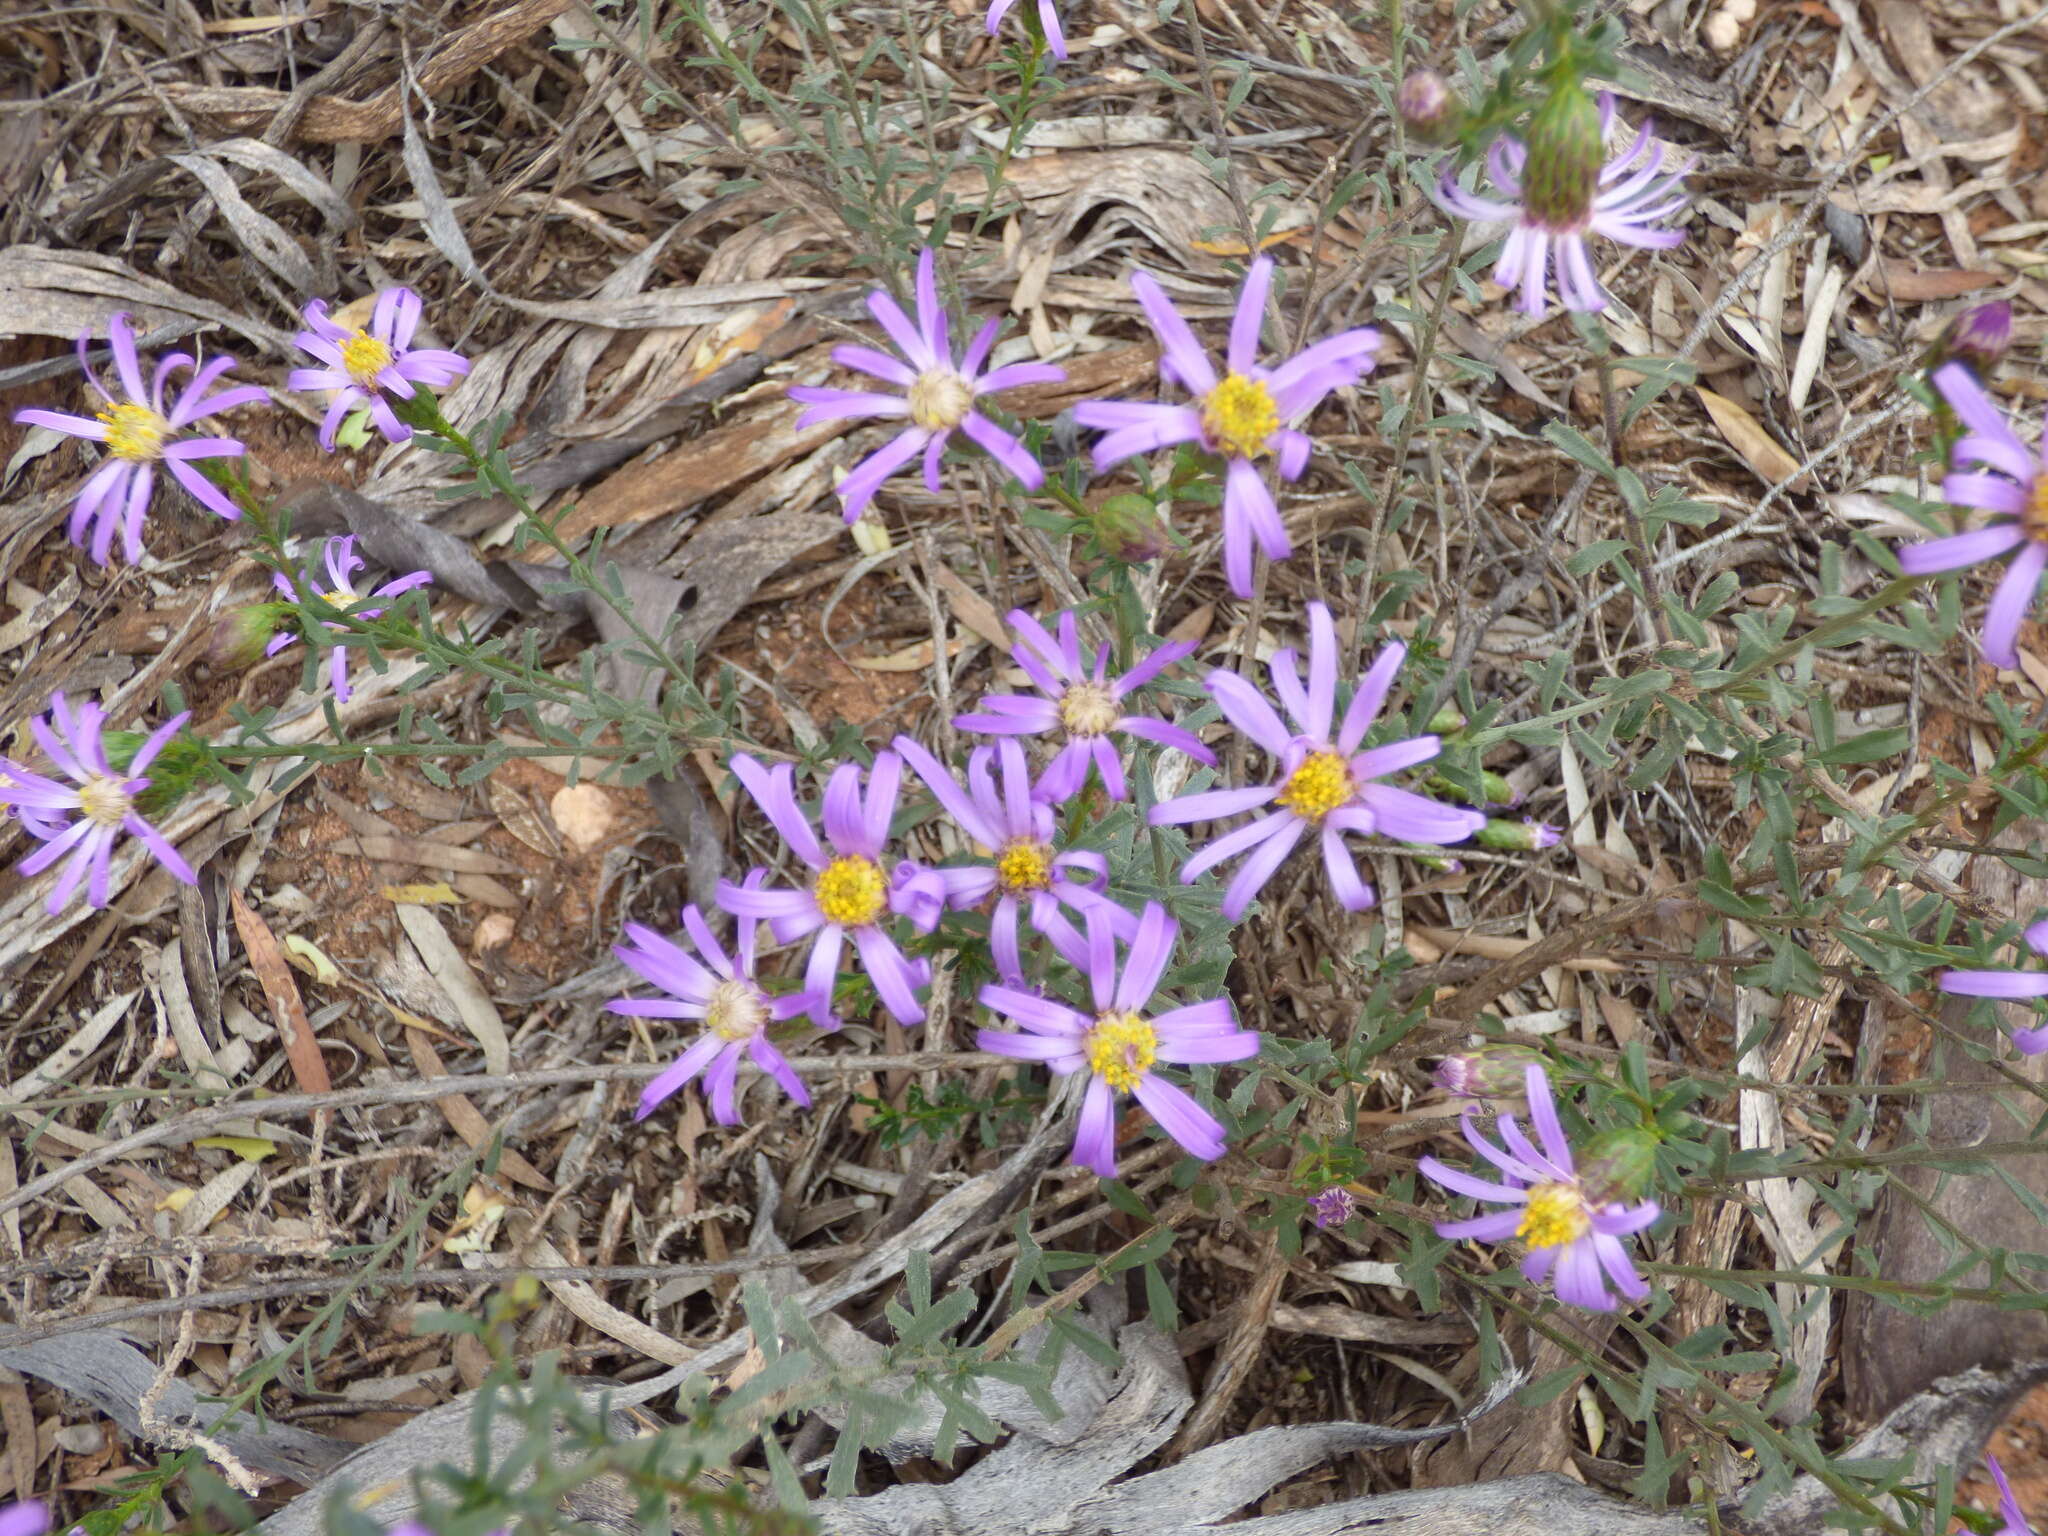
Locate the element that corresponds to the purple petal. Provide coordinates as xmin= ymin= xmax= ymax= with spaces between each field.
xmin=1981 ymin=540 xmax=2047 ymax=668
xmin=1355 ymin=783 xmax=1486 ymax=845
xmin=789 ymin=387 xmax=913 ymax=427
xmin=1896 ymin=522 xmax=2026 ymax=576
xmin=866 ymin=287 xmax=932 ymax=371
xmin=1940 ymin=969 xmax=2048 ymax=998
xmin=1419 ymin=1155 xmax=1526 ymax=1205
xmin=636 ymin=1034 xmax=727 ymax=1118
xmin=1349 ymin=735 xmax=1442 ymax=782
xmin=729 ymin=756 xmax=825 ymax=868
xmin=853 ymin=927 xmax=928 ymax=1024
xmin=1320 ymin=828 xmax=1375 ymax=911
xmin=833 ymin=344 xmax=917 ymax=388
xmin=979 ymin=983 xmax=1087 ymax=1037
xmin=1933 ymin=362 xmax=2027 ymax=453
xmin=1129 ymin=269 xmax=1218 ymax=396
xmin=1205 ymin=669 xmax=1294 ymax=757
xmin=1114 ymin=901 xmax=1176 ymax=1012
xmin=979 ymin=1028 xmax=1088 ymax=1065
xmin=1085 ymin=406 xmax=1206 ymax=472
xmin=1150 ymin=784 xmax=1279 ymax=825
xmin=1072 ymin=1077 xmax=1119 ymax=1176
xmin=1133 ymin=1074 xmax=1227 ymax=1161
xmin=1227 ymin=256 xmax=1272 ymax=376
xmin=959 ymin=411 xmax=1046 ymax=489
xmin=1221 ymin=815 xmax=1305 ymax=919
xmin=1155 ymin=1030 xmax=1259 ymax=1065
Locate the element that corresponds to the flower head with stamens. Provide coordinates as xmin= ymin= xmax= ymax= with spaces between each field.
xmin=0 ymin=693 xmax=196 ymax=914
xmin=1988 ymin=1455 xmax=2035 ymax=1536
xmin=893 ymin=734 xmax=1133 ymax=981
xmin=1150 ymin=602 xmax=1485 ymax=920
xmin=1418 ymin=1063 xmax=1660 ymax=1313
xmin=977 ymin=902 xmax=1259 ymax=1176
xmin=788 ymin=248 xmax=1066 ymax=523
xmin=1434 ymin=87 xmax=1692 ymax=316
xmin=1936 ymin=916 xmax=2048 ymax=1055
xmin=1307 ymin=1187 xmax=1358 ymax=1228
xmin=265 ymin=535 xmax=433 ymax=702
xmin=716 ymin=754 xmax=932 ymax=1028
xmin=612 ymin=871 xmax=823 ymax=1126
xmin=953 ymin=608 xmax=1213 ymax=801
xmin=1895 ymin=362 xmax=2048 ymax=669
xmin=288 ymin=287 xmax=471 ymax=451
xmin=14 ymin=312 xmax=263 ymax=566
xmin=985 ymin=0 xmax=1065 ymax=59
xmin=0 ymin=1503 xmax=48 ymax=1536
xmin=1073 ymin=257 xmax=1379 ymax=597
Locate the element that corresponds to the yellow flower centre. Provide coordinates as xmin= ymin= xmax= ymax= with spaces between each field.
xmin=1085 ymin=1010 xmax=1158 ymax=1093
xmin=907 ymin=369 xmax=973 ymax=430
xmin=340 ymin=329 xmax=394 ymax=388
xmin=97 ymin=402 xmax=169 ymax=463
xmin=2025 ymin=474 xmax=2048 ymax=542
xmin=995 ymin=838 xmax=1054 ymax=895
xmin=75 ymin=776 xmax=132 ymax=828
xmin=318 ymin=589 xmax=357 ymax=611
xmin=705 ymin=977 xmax=769 ymax=1043
xmin=1275 ymin=750 xmax=1354 ymax=823
xmin=1515 ymin=1181 xmax=1592 ymax=1250
xmin=1058 ymin=681 xmax=1121 ymax=738
xmin=1200 ymin=372 xmax=1279 ymax=460
xmin=814 ymin=854 xmax=887 ymax=928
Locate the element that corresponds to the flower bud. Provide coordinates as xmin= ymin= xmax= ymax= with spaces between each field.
xmin=1477 ymin=816 xmax=1561 ymax=851
xmin=1576 ymin=1126 xmax=1659 ymax=1205
xmin=1091 ymin=493 xmax=1169 ymax=564
xmin=209 ymin=602 xmax=288 ymax=670
xmin=1932 ymin=301 xmax=2012 ymax=379
xmin=850 ymin=514 xmax=893 ymax=558
xmin=1522 ymin=81 xmax=1603 ymax=229
xmin=1306 ymin=1186 xmax=1359 ymax=1229
xmin=1433 ymin=1041 xmax=1545 ymax=1100
xmin=1397 ymin=70 xmax=1459 ymax=141
xmin=1426 ymin=706 xmax=1467 ymax=735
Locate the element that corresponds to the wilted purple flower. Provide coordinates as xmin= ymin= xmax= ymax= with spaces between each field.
xmin=892 ymin=734 xmax=1133 ymax=979
xmin=266 ymin=535 xmax=433 ymax=702
xmin=1397 ymin=70 xmax=1456 ymax=138
xmin=289 ymin=287 xmax=471 ymax=451
xmin=1937 ymin=917 xmax=2048 ymax=1054
xmin=1938 ymin=301 xmax=2013 ymax=378
xmin=13 ymin=312 xmax=262 ymax=565
xmin=1150 ymin=602 xmax=1485 ymax=920
xmin=0 ymin=1503 xmax=48 ymax=1536
xmin=0 ymin=693 xmax=196 ymax=914
xmin=612 ymin=872 xmax=821 ymax=1125
xmin=1895 ymin=362 xmax=2048 ymax=669
xmin=955 ymin=608 xmax=1213 ymax=801
xmin=986 ymin=0 xmax=1065 ymax=58
xmin=1307 ymin=1186 xmax=1358 ymax=1228
xmin=1989 ymin=1455 xmax=2035 ymax=1536
xmin=1074 ymin=257 xmax=1378 ymax=597
xmin=1434 ymin=1042 xmax=1546 ymax=1100
xmin=789 ymin=249 xmax=1065 ymax=522
xmin=1435 ymin=88 xmax=1691 ymax=316
xmin=1418 ymin=1063 xmax=1660 ymax=1313
xmin=717 ymin=754 xmax=931 ymax=1028
xmin=977 ymin=902 xmax=1259 ymax=1176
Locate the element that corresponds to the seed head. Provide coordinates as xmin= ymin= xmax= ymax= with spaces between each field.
xmin=1522 ymin=81 xmax=1604 ymax=231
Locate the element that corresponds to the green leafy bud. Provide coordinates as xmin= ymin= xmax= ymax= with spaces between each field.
xmin=1523 ymin=80 xmax=1603 ymax=229
xmin=209 ymin=602 xmax=289 ymax=670
xmin=99 ymin=729 xmax=208 ymax=817
xmin=1426 ymin=706 xmax=1467 ymax=735
xmin=1476 ymin=816 xmax=1561 ymax=852
xmin=1577 ymin=1126 xmax=1659 ymax=1205
xmin=1090 ymin=493 xmax=1170 ymax=565
xmin=1397 ymin=70 xmax=1460 ymax=142
xmin=1433 ymin=1041 xmax=1546 ymax=1099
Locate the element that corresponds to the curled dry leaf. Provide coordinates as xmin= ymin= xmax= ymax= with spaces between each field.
xmin=1697 ymin=387 xmax=1810 ymax=490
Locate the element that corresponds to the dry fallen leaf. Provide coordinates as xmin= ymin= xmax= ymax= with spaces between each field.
xmin=1697 ymin=387 xmax=1809 ymax=489
xmin=229 ymin=889 xmax=331 ymax=1094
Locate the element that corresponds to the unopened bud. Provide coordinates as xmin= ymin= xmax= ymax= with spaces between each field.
xmin=1931 ymin=301 xmax=2012 ymax=379
xmin=850 ymin=515 xmax=893 ymax=558
xmin=1426 ymin=706 xmax=1467 ymax=736
xmin=1091 ymin=493 xmax=1169 ymax=564
xmin=1477 ymin=816 xmax=1561 ymax=851
xmin=1523 ymin=81 xmax=1603 ymax=229
xmin=1397 ymin=70 xmax=1459 ymax=141
xmin=209 ymin=602 xmax=288 ymax=670
xmin=1576 ymin=1126 xmax=1659 ymax=1205
xmin=1433 ymin=1041 xmax=1545 ymax=1100
xmin=1306 ymin=1186 xmax=1359 ymax=1229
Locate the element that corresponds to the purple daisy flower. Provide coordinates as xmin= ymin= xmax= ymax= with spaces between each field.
xmin=13 ymin=312 xmax=263 ymax=566
xmin=1307 ymin=1186 xmax=1358 ymax=1228
xmin=288 ymin=287 xmax=471 ymax=451
xmin=1435 ymin=89 xmax=1691 ymax=316
xmin=1936 ymin=916 xmax=2048 ymax=1055
xmin=717 ymin=754 xmax=932 ymax=1028
xmin=985 ymin=0 xmax=1065 ymax=58
xmin=789 ymin=248 xmax=1065 ymax=522
xmin=266 ymin=535 xmax=433 ymax=702
xmin=1989 ymin=1455 xmax=2035 ymax=1536
xmin=892 ymin=733 xmax=1134 ymax=980
xmin=1895 ymin=362 xmax=2048 ymax=669
xmin=953 ymin=608 xmax=1213 ymax=801
xmin=0 ymin=1503 xmax=48 ymax=1536
xmin=1418 ymin=1063 xmax=1661 ymax=1313
xmin=977 ymin=901 xmax=1259 ymax=1176
xmin=0 ymin=693 xmax=196 ymax=914
xmin=611 ymin=871 xmax=821 ymax=1125
xmin=1073 ymin=256 xmax=1379 ymax=597
xmin=1150 ymin=602 xmax=1486 ymax=920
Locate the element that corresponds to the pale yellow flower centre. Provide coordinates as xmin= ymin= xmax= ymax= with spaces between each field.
xmin=75 ymin=776 xmax=132 ymax=828
xmin=97 ymin=402 xmax=169 ymax=463
xmin=908 ymin=369 xmax=973 ymax=430
xmin=814 ymin=854 xmax=887 ymax=928
xmin=341 ymin=329 xmax=394 ymax=389
xmin=319 ymin=589 xmax=356 ymax=611
xmin=995 ymin=838 xmax=1054 ymax=895
xmin=1085 ymin=1010 xmax=1158 ymax=1093
xmin=2025 ymin=474 xmax=2048 ymax=542
xmin=1200 ymin=372 xmax=1279 ymax=460
xmin=1275 ymin=750 xmax=1354 ymax=823
xmin=1516 ymin=1181 xmax=1592 ymax=1250
xmin=705 ymin=977 xmax=769 ymax=1043
xmin=1058 ymin=681 xmax=1120 ymax=738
